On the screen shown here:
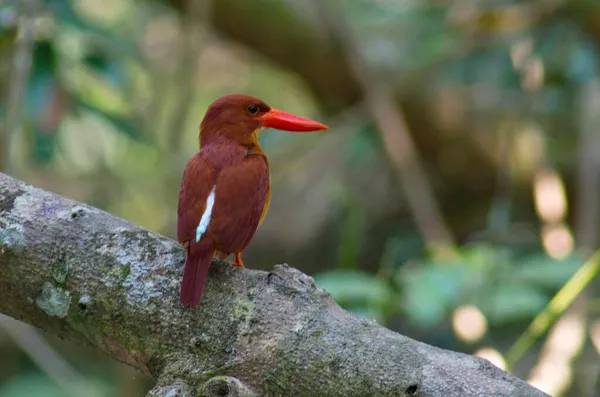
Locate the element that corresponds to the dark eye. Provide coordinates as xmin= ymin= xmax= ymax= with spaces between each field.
xmin=248 ymin=104 xmax=259 ymax=114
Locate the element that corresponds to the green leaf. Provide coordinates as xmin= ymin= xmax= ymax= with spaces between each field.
xmin=315 ymin=270 xmax=393 ymax=308
xmin=482 ymin=284 xmax=548 ymax=324
xmin=346 ymin=125 xmax=380 ymax=167
xmin=400 ymin=265 xmax=469 ymax=328
xmin=566 ymin=39 xmax=598 ymax=84
xmin=512 ymin=253 xmax=585 ymax=289
xmin=0 ymin=372 xmax=111 ymax=397
xmin=31 ymin=40 xmax=57 ymax=76
xmin=49 ymin=0 xmax=139 ymax=59
xmin=460 ymin=242 xmax=512 ymax=270
xmin=27 ymin=44 xmax=62 ymax=163
xmin=0 ymin=374 xmax=64 ymax=397
xmin=347 ymin=306 xmax=386 ymax=324
xmin=74 ymin=98 xmax=142 ymax=141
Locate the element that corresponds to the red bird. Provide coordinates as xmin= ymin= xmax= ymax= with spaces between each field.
xmin=177 ymin=94 xmax=328 ymax=306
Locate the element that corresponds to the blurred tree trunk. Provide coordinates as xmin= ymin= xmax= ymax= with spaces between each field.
xmin=0 ymin=27 xmax=18 ymax=174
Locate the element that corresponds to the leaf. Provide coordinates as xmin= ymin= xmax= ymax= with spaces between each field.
xmin=565 ymin=39 xmax=598 ymax=84
xmin=73 ymin=97 xmax=142 ymax=141
xmin=26 ymin=41 xmax=63 ymax=163
xmin=512 ymin=253 xmax=585 ymax=289
xmin=347 ymin=306 xmax=386 ymax=324
xmin=481 ymin=284 xmax=548 ymax=324
xmin=27 ymin=41 xmax=59 ymax=119
xmin=346 ymin=125 xmax=380 ymax=167
xmin=314 ymin=270 xmax=393 ymax=308
xmin=399 ymin=265 xmax=470 ymax=328
xmin=48 ymin=0 xmax=140 ymax=59
xmin=460 ymin=242 xmax=512 ymax=270
xmin=31 ymin=129 xmax=59 ymax=164
xmin=336 ymin=195 xmax=366 ymax=269
xmin=58 ymin=105 xmax=132 ymax=174
xmin=83 ymin=51 xmax=127 ymax=86
xmin=0 ymin=373 xmax=111 ymax=397
xmin=0 ymin=374 xmax=65 ymax=397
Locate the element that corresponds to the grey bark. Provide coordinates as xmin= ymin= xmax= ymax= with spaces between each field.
xmin=0 ymin=172 xmax=548 ymax=397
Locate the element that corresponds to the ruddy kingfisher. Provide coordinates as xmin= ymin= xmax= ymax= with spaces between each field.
xmin=177 ymin=94 xmax=328 ymax=306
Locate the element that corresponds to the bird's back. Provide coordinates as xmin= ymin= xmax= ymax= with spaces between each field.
xmin=178 ymin=142 xmax=270 ymax=254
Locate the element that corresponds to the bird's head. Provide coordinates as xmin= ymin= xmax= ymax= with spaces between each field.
xmin=199 ymin=94 xmax=328 ymax=147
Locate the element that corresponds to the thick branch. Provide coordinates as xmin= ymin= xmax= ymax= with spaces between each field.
xmin=0 ymin=172 xmax=547 ymax=397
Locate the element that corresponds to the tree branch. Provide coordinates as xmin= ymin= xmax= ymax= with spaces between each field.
xmin=0 ymin=172 xmax=548 ymax=397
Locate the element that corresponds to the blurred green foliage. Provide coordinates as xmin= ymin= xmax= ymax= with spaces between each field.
xmin=317 ymin=243 xmax=585 ymax=328
xmin=0 ymin=374 xmax=110 ymax=397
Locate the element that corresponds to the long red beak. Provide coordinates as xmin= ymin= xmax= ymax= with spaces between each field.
xmin=258 ymin=108 xmax=328 ymax=132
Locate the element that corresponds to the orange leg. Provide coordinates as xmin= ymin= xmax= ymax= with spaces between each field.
xmin=231 ymin=252 xmax=245 ymax=268
xmin=215 ymin=249 xmax=245 ymax=267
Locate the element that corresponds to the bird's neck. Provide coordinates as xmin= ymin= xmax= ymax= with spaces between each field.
xmin=200 ymin=127 xmax=266 ymax=157
xmin=201 ymin=137 xmax=264 ymax=154
xmin=244 ymin=141 xmax=265 ymax=156
xmin=198 ymin=137 xmax=267 ymax=171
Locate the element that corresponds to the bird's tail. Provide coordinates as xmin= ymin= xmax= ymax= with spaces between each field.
xmin=180 ymin=239 xmax=214 ymax=307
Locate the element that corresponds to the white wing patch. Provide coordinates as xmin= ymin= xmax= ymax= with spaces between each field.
xmin=196 ymin=185 xmax=216 ymax=242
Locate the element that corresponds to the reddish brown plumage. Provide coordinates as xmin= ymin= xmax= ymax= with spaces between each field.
xmin=177 ymin=94 xmax=328 ymax=306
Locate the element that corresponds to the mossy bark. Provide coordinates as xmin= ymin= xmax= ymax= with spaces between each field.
xmin=0 ymin=172 xmax=547 ymax=397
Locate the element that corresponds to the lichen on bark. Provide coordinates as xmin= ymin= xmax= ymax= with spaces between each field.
xmin=36 ymin=281 xmax=71 ymax=318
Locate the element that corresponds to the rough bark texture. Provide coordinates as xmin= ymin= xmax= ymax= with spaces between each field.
xmin=0 ymin=172 xmax=548 ymax=397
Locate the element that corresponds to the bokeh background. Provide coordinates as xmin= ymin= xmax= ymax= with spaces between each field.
xmin=1 ymin=0 xmax=600 ymax=396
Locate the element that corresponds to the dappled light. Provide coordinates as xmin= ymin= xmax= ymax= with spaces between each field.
xmin=541 ymin=223 xmax=574 ymax=260
xmin=534 ymin=169 xmax=567 ymax=224
xmin=590 ymin=319 xmax=600 ymax=355
xmin=527 ymin=313 xmax=586 ymax=396
xmin=521 ymin=56 xmax=545 ymax=92
xmin=452 ymin=304 xmax=487 ymax=343
xmin=475 ymin=347 xmax=507 ymax=371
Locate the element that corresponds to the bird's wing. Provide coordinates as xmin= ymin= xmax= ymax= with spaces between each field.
xmin=258 ymin=179 xmax=271 ymax=226
xmin=177 ymin=153 xmax=219 ymax=244
xmin=208 ymin=154 xmax=270 ymax=253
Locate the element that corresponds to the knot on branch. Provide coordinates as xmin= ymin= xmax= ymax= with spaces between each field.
xmin=268 ymin=263 xmax=321 ymax=292
xmin=266 ymin=264 xmax=335 ymax=305
xmin=201 ymin=376 xmax=255 ymax=397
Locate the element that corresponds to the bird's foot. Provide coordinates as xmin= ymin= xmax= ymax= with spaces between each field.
xmin=231 ymin=252 xmax=245 ymax=268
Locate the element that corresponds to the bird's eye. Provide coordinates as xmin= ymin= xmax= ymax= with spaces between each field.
xmin=248 ymin=104 xmax=259 ymax=115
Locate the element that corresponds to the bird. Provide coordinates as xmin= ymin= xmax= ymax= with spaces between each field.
xmin=177 ymin=94 xmax=328 ymax=307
